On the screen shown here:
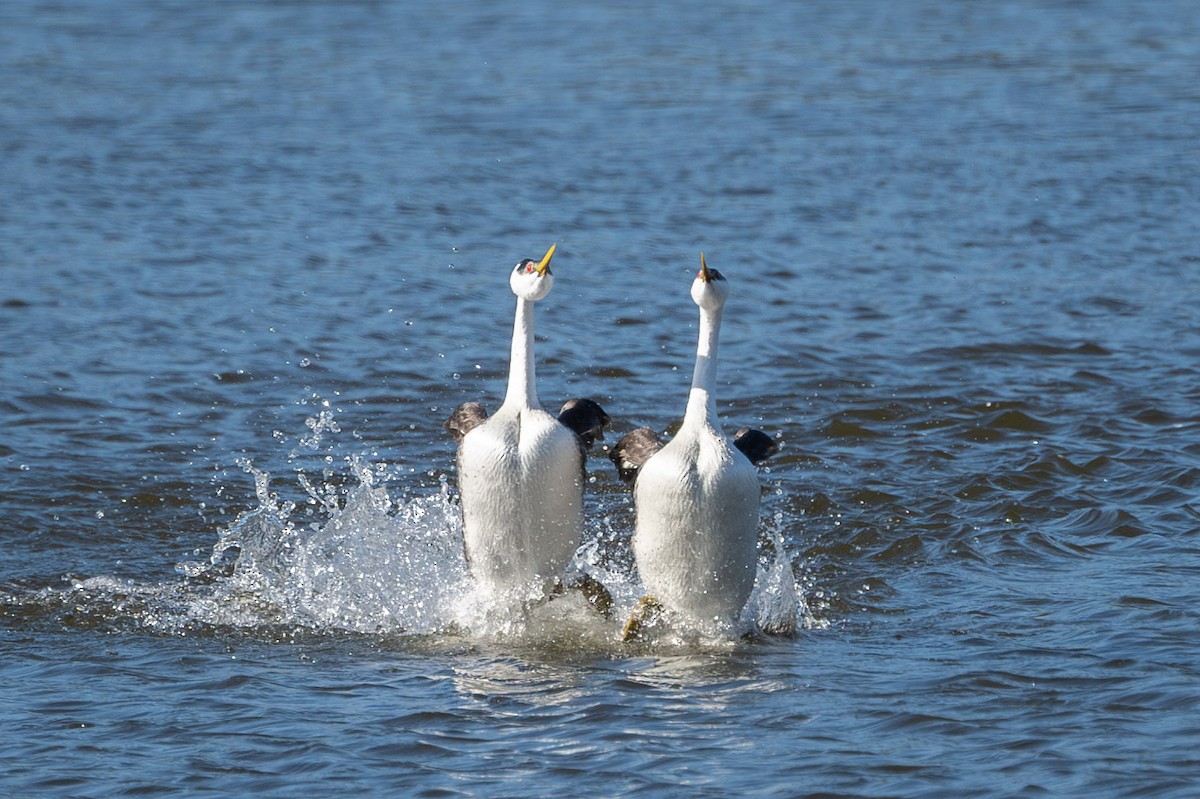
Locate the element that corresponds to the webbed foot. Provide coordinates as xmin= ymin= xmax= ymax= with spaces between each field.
xmin=549 ymin=575 xmax=616 ymax=620
xmin=621 ymin=595 xmax=664 ymax=641
xmin=573 ymin=573 xmax=615 ymax=619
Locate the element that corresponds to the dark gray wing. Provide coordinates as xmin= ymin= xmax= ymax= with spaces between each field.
xmin=557 ymin=397 xmax=610 ymax=452
xmin=444 ymin=402 xmax=488 ymax=444
xmin=608 ymin=427 xmax=665 ymax=485
xmin=733 ymin=427 xmax=778 ymax=464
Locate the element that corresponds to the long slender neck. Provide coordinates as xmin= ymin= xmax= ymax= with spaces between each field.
xmin=683 ymin=303 xmax=722 ymax=427
xmin=502 ymin=297 xmax=538 ymax=409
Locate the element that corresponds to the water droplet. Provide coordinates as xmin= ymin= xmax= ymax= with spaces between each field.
xmin=299 ymin=357 xmax=311 ymax=368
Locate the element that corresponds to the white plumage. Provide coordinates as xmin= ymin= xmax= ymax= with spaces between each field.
xmin=630 ymin=254 xmax=761 ymax=629
xmin=453 ymin=245 xmax=584 ymax=599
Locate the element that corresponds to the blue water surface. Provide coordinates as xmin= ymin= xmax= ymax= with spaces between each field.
xmin=2 ymin=1 xmax=1199 ymax=797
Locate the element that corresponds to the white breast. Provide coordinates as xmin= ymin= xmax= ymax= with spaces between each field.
xmin=631 ymin=423 xmax=760 ymax=627
xmin=457 ymin=406 xmax=583 ymax=598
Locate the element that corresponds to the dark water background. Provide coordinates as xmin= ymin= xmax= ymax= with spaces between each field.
xmin=3 ymin=1 xmax=1200 ymax=796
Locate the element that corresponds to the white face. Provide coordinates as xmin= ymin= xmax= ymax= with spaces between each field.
xmin=510 ymin=258 xmax=555 ymax=302
xmin=691 ymin=266 xmax=730 ymax=311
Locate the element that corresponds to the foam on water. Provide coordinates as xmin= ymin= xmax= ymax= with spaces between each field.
xmin=9 ymin=406 xmax=812 ymax=650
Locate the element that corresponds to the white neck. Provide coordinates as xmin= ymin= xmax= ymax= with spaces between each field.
xmin=683 ymin=303 xmax=722 ymax=428
xmin=503 ymin=297 xmax=538 ymax=409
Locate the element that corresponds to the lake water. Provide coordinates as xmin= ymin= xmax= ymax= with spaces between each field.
xmin=3 ymin=1 xmax=1200 ymax=796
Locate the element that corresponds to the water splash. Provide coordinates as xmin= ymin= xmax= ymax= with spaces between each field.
xmin=4 ymin=400 xmax=813 ymax=648
xmin=177 ymin=459 xmax=469 ymax=636
xmin=753 ymin=507 xmax=825 ymax=635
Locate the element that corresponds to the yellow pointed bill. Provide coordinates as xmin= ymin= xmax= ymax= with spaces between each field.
xmin=536 ymin=243 xmax=557 ymax=276
xmin=699 ymin=251 xmax=713 ymax=282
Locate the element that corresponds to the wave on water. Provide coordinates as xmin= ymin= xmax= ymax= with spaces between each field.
xmin=2 ymin=410 xmax=815 ymax=651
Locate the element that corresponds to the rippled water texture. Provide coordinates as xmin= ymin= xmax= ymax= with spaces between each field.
xmin=3 ymin=1 xmax=1200 ymax=797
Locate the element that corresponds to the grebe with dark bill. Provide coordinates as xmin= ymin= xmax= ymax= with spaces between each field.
xmin=620 ymin=254 xmax=763 ymax=635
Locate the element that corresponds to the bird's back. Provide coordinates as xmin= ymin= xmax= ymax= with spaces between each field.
xmin=632 ymin=423 xmax=760 ymax=626
xmin=458 ymin=406 xmax=583 ymax=596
